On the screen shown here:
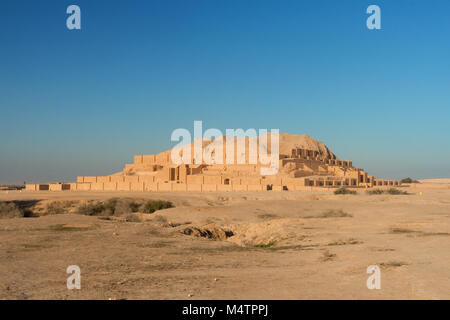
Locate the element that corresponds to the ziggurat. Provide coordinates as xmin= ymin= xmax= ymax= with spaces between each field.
xmin=26 ymin=133 xmax=400 ymax=192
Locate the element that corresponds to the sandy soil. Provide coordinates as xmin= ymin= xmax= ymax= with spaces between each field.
xmin=0 ymin=182 xmax=449 ymax=299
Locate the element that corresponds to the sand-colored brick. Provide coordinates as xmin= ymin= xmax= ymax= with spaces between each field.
xmin=158 ymin=183 xmax=173 ymax=192
xmin=202 ymin=184 xmax=217 ymax=192
xmin=117 ymin=182 xmax=131 ymax=191
xmin=103 ymin=182 xmax=117 ymax=191
xmin=187 ymin=175 xmax=204 ymax=184
xmin=97 ymin=176 xmax=111 ymax=183
xmin=172 ymin=183 xmax=187 ymax=191
xmin=90 ymin=183 xmax=104 ymax=191
xmin=110 ymin=176 xmax=125 ymax=183
xmin=130 ymin=182 xmax=144 ymax=191
xmin=124 ymin=176 xmax=139 ymax=183
xmin=187 ymin=184 xmax=202 ymax=192
xmin=76 ymin=183 xmax=91 ymax=191
xmin=25 ymin=184 xmax=37 ymax=191
xmin=232 ymin=184 xmax=248 ymax=191
xmin=144 ymin=183 xmax=158 ymax=192
xmin=204 ymin=176 xmax=222 ymax=184
xmin=217 ymin=185 xmax=232 ymax=192
xmin=248 ymin=185 xmax=264 ymax=191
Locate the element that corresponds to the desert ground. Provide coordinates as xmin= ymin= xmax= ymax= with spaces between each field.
xmin=0 ymin=181 xmax=449 ymax=300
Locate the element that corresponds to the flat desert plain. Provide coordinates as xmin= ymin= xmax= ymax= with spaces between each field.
xmin=0 ymin=181 xmax=449 ymax=299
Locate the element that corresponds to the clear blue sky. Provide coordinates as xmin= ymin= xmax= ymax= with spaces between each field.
xmin=1 ymin=0 xmax=450 ymax=184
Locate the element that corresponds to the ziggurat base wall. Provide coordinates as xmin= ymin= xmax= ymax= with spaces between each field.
xmin=25 ymin=134 xmax=400 ymax=192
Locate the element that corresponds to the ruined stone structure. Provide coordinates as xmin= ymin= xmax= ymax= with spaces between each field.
xmin=26 ymin=133 xmax=400 ymax=192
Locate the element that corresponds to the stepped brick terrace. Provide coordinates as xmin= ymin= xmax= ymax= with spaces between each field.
xmin=25 ymin=133 xmax=400 ymax=192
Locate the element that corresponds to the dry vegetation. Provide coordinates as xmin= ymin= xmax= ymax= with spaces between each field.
xmin=305 ymin=209 xmax=353 ymax=218
xmin=334 ymin=187 xmax=357 ymax=195
xmin=0 ymin=199 xmax=174 ymax=219
xmin=0 ymin=180 xmax=449 ymax=299
xmin=367 ymin=188 xmax=410 ymax=195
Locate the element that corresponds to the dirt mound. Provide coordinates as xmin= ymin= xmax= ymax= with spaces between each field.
xmin=226 ymin=219 xmax=305 ymax=247
xmin=182 ymin=219 xmax=304 ymax=247
xmin=182 ymin=226 xmax=234 ymax=240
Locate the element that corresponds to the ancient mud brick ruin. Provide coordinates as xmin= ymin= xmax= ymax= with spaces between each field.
xmin=26 ymin=133 xmax=400 ymax=192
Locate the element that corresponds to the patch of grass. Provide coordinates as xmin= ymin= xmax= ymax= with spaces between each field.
xmin=77 ymin=201 xmax=111 ymax=216
xmin=0 ymin=202 xmax=24 ymax=219
xmin=419 ymin=232 xmax=450 ymax=237
xmin=306 ymin=209 xmax=353 ymax=219
xmin=372 ymin=248 xmax=396 ymax=252
xmin=97 ymin=216 xmax=112 ymax=221
xmin=263 ymin=243 xmax=320 ymax=251
xmin=45 ymin=202 xmax=65 ymax=215
xmin=401 ymin=177 xmax=419 ymax=184
xmin=327 ymin=238 xmax=362 ymax=246
xmin=386 ymin=188 xmax=409 ymax=195
xmin=153 ymin=215 xmax=168 ymax=224
xmin=49 ymin=224 xmax=91 ymax=232
xmin=125 ymin=214 xmax=142 ymax=222
xmin=257 ymin=213 xmax=279 ymax=220
xmin=366 ymin=189 xmax=385 ymax=195
xmin=137 ymin=241 xmax=173 ymax=248
xmin=111 ymin=198 xmax=142 ymax=215
xmin=254 ymin=241 xmax=276 ymax=248
xmin=380 ymin=261 xmax=408 ymax=269
xmin=367 ymin=188 xmax=410 ymax=195
xmin=390 ymin=228 xmax=449 ymax=237
xmin=140 ymin=200 xmax=173 ymax=214
xmin=129 ymin=202 xmax=141 ymax=213
xmin=187 ymin=243 xmax=250 ymax=254
xmin=390 ymin=228 xmax=417 ymax=234
xmin=22 ymin=243 xmax=52 ymax=250
xmin=45 ymin=201 xmax=75 ymax=215
xmin=334 ymin=187 xmax=357 ymax=195
xmin=320 ymin=250 xmax=336 ymax=262
xmin=135 ymin=225 xmax=164 ymax=237
xmin=77 ymin=198 xmax=144 ymax=217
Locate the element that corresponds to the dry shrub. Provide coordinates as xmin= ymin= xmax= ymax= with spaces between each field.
xmin=125 ymin=214 xmax=142 ymax=222
xmin=334 ymin=187 xmax=357 ymax=195
xmin=140 ymin=200 xmax=173 ymax=214
xmin=0 ymin=202 xmax=24 ymax=219
xmin=77 ymin=198 xmax=142 ymax=217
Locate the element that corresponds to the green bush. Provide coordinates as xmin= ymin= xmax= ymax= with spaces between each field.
xmin=334 ymin=187 xmax=357 ymax=195
xmin=140 ymin=200 xmax=173 ymax=214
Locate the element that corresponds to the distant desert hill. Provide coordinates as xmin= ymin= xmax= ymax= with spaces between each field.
xmin=419 ymin=178 xmax=450 ymax=184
